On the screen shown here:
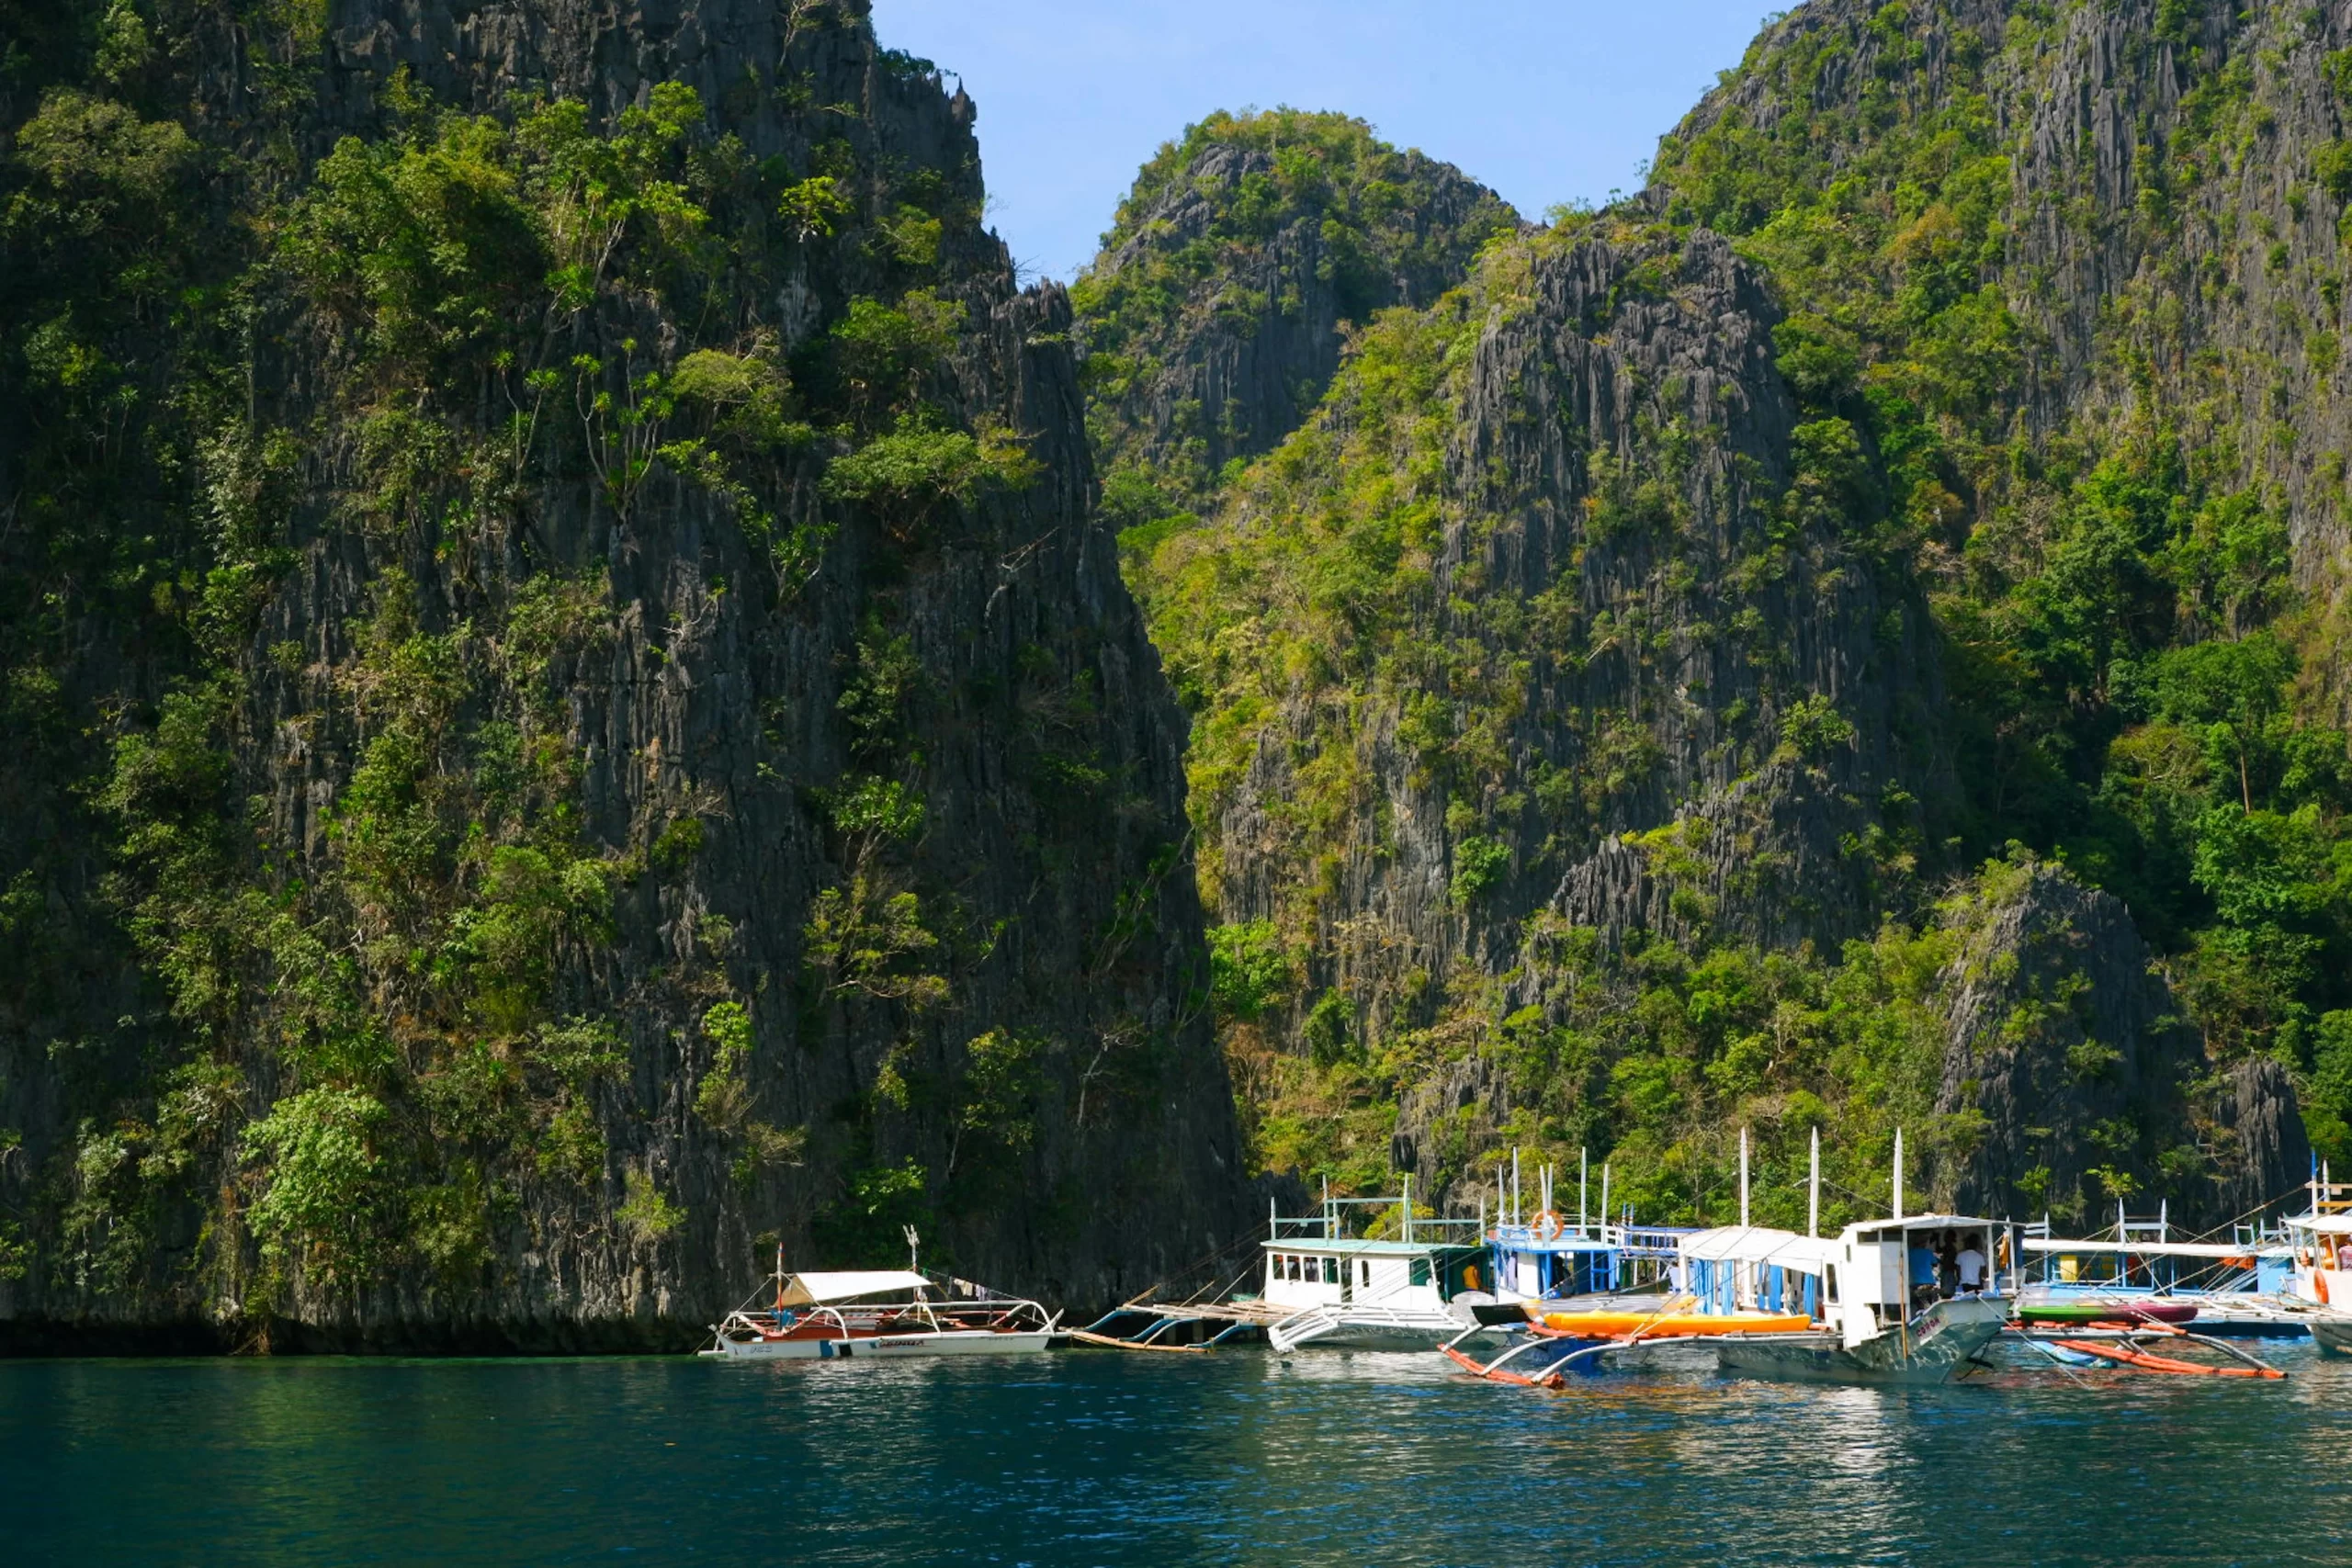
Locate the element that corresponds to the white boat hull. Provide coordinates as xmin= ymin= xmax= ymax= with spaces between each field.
xmin=2310 ymin=1315 xmax=2352 ymax=1355
xmin=701 ymin=1329 xmax=1056 ymax=1361
xmin=1267 ymin=1305 xmax=1498 ymax=1352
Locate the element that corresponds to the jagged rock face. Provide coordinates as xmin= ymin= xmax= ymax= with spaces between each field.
xmin=1667 ymin=0 xmax=2352 ymax=617
xmin=0 ymin=0 xmax=1248 ymax=1348
xmin=1204 ymin=229 xmax=1947 ymax=1048
xmin=1623 ymin=0 xmax=2344 ymax=1213
xmin=1928 ymin=865 xmax=2307 ymax=1225
xmin=1075 ymin=118 xmax=1519 ymax=497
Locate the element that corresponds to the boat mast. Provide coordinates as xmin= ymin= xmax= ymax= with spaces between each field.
xmin=1893 ymin=1128 xmax=1905 ymax=1221
xmin=1808 ymin=1126 xmax=1821 ymax=1239
xmin=1512 ymin=1147 xmax=1521 ymax=1227
xmin=1579 ymin=1147 xmax=1589 ymax=1237
xmin=1403 ymin=1173 xmax=1413 ymax=1246
xmin=1738 ymin=1126 xmax=1750 ymax=1229
xmin=1600 ymin=1162 xmax=1611 ymax=1239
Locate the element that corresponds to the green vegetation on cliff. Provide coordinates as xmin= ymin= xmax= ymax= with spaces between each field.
xmin=1074 ymin=107 xmax=1517 ymax=506
xmin=1099 ymin=0 xmax=2352 ymax=1229
xmin=1 ymin=0 xmax=1239 ymax=1340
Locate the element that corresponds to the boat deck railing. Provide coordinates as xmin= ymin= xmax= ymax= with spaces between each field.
xmin=2310 ymin=1179 xmax=2352 ymax=1217
xmin=1271 ymin=1186 xmax=1482 ymax=1247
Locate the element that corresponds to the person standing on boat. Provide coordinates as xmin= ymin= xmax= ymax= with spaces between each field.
xmin=1909 ymin=1236 xmax=1941 ymax=1307
xmin=1956 ymin=1236 xmax=1987 ymax=1294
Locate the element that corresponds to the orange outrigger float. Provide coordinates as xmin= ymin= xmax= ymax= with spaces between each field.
xmin=2052 ymin=1337 xmax=2285 ymax=1379
xmin=1442 ymin=1293 xmax=1815 ymax=1387
xmin=2023 ymin=1314 xmax=2287 ymax=1380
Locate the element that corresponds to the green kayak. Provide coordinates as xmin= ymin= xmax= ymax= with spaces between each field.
xmin=2016 ymin=1301 xmax=2199 ymax=1325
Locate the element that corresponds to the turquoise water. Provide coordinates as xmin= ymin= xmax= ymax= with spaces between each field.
xmin=4 ymin=1344 xmax=2343 ymax=1565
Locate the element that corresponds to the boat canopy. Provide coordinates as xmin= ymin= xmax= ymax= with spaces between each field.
xmin=1679 ymin=1225 xmax=1840 ymax=1273
xmin=2285 ymin=1212 xmax=2352 ymax=1235
xmin=2023 ymin=1237 xmax=2274 ymax=1258
xmin=1259 ymin=1237 xmax=1478 ymax=1257
xmin=776 ymin=1270 xmax=931 ymax=1306
xmin=1845 ymin=1212 xmax=2002 ymax=1241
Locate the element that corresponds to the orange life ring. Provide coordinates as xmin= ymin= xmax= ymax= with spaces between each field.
xmin=1532 ymin=1210 xmax=1564 ymax=1241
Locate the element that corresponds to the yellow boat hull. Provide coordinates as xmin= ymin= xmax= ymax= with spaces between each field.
xmin=1536 ymin=1310 xmax=1814 ymax=1337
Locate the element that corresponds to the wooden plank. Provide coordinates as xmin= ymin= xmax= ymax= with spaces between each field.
xmin=1067 ymin=1329 xmax=1211 ymax=1354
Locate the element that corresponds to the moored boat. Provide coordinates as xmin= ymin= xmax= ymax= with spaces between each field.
xmin=2280 ymin=1173 xmax=2352 ymax=1325
xmin=702 ymin=1259 xmax=1057 ymax=1361
xmin=2017 ymin=1206 xmax=2309 ymax=1338
xmin=1261 ymin=1181 xmax=1493 ymax=1351
xmin=1447 ymin=1130 xmax=2018 ymax=1387
xmin=1680 ymin=1133 xmax=2016 ymax=1386
xmin=2309 ymin=1314 xmax=2352 ymax=1355
xmin=1684 ymin=1213 xmax=2016 ymax=1386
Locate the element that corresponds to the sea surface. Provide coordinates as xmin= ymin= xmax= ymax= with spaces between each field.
xmin=3 ymin=1340 xmax=2343 ymax=1565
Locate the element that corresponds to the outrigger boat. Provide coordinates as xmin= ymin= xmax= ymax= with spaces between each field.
xmin=2274 ymin=1169 xmax=2352 ymax=1354
xmin=1264 ymin=1156 xmax=1701 ymax=1352
xmin=1678 ymin=1133 xmax=2016 ymax=1385
xmin=2016 ymin=1201 xmax=2311 ymax=1338
xmin=1450 ymin=1130 xmax=2014 ymax=1387
xmin=1261 ymin=1180 xmax=1495 ymax=1351
xmin=1482 ymin=1148 xmax=1689 ymax=1308
xmin=703 ymin=1242 xmax=1057 ymax=1361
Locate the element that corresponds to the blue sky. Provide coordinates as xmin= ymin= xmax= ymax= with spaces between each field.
xmin=871 ymin=2 xmax=1778 ymax=280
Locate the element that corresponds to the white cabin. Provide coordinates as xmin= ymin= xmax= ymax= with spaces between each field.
xmin=1260 ymin=1237 xmax=1483 ymax=1313
xmin=2281 ymin=1180 xmax=2352 ymax=1306
xmin=1830 ymin=1213 xmax=2007 ymax=1346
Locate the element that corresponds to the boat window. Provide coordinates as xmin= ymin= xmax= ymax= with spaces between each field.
xmin=1287 ymin=1256 xmax=1301 ymax=1282
xmin=1409 ymin=1258 xmax=1431 ymax=1288
xmin=1323 ymin=1258 xmax=1339 ymax=1285
xmin=1824 ymin=1264 xmax=1839 ymax=1304
xmin=1360 ymin=1259 xmax=1371 ymax=1286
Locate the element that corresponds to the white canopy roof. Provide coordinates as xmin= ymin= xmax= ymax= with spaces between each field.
xmin=2284 ymin=1212 xmax=2352 ymax=1235
xmin=776 ymin=1270 xmax=929 ymax=1306
xmin=1679 ymin=1225 xmax=1841 ymax=1273
xmin=2023 ymin=1237 xmax=2277 ymax=1258
xmin=1845 ymin=1213 xmax=2001 ymax=1240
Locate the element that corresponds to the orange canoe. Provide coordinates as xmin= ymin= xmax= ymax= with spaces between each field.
xmin=1536 ymin=1310 xmax=1815 ymax=1337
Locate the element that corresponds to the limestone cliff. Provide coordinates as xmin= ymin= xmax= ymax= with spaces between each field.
xmin=0 ymin=0 xmax=1248 ymax=1350
xmin=1106 ymin=0 xmax=2344 ymax=1232
xmin=1074 ymin=110 xmax=1519 ymax=503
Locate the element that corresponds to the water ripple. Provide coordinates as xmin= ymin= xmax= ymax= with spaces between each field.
xmin=2 ymin=1344 xmax=2342 ymax=1565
